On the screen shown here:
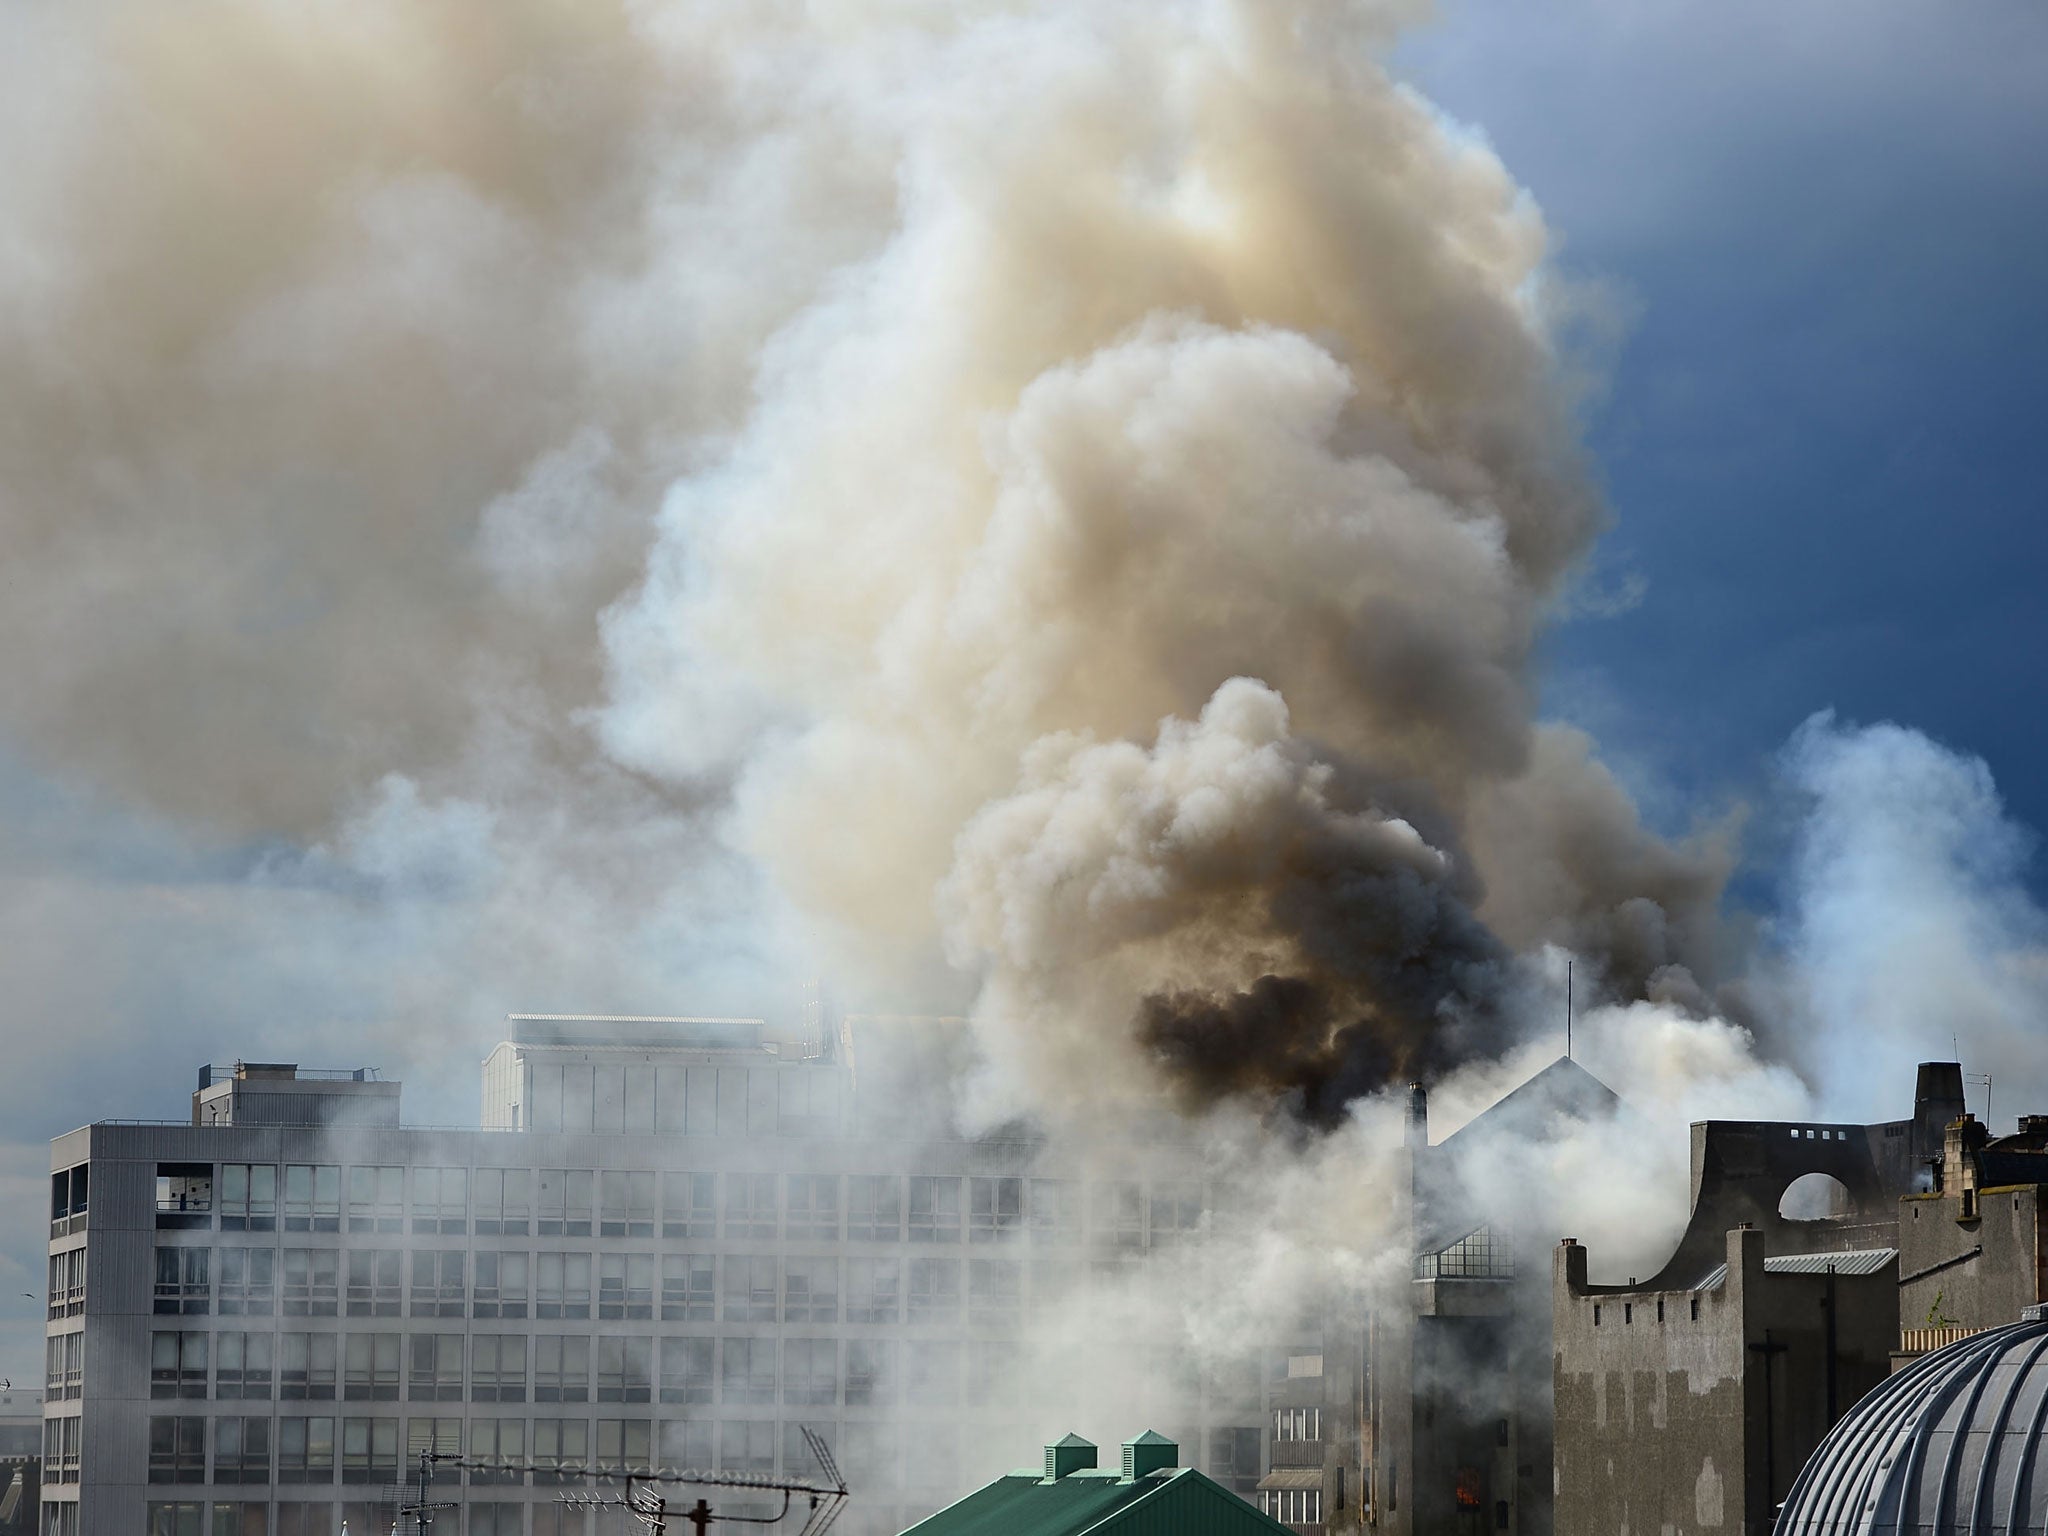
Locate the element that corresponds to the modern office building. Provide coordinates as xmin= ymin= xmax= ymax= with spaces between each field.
xmin=41 ymin=1015 xmax=1357 ymax=1536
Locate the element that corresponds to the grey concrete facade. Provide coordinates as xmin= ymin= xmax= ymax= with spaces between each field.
xmin=1550 ymin=1063 xmax=1990 ymax=1536
xmin=1896 ymin=1113 xmax=2048 ymax=1343
xmin=41 ymin=1021 xmax=1368 ymax=1536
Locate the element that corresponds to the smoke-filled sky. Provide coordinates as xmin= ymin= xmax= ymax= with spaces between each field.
xmin=3 ymin=0 xmax=2046 ymax=1387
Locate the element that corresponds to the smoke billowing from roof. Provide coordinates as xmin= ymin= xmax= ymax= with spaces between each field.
xmin=0 ymin=0 xmax=1761 ymax=1136
xmin=596 ymin=6 xmax=1738 ymax=1125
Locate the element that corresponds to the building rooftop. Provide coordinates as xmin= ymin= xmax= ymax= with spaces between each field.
xmin=901 ymin=1434 xmax=1293 ymax=1536
xmin=1776 ymin=1309 xmax=2048 ymax=1533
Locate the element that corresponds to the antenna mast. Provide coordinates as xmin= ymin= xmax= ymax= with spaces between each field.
xmin=1566 ymin=960 xmax=1573 ymax=1062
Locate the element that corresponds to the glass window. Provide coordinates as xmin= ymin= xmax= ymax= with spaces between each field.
xmin=472 ymin=1251 xmax=529 ymax=1319
xmin=211 ymin=1501 xmax=269 ymax=1536
xmin=784 ymin=1338 xmax=838 ymax=1406
xmin=596 ymin=1336 xmax=652 ymax=1402
xmin=404 ymin=1417 xmax=463 ymax=1481
xmin=1149 ymin=1182 xmax=1202 ymax=1244
xmin=467 ymin=1419 xmax=527 ymax=1486
xmin=847 ymin=1175 xmax=901 ymax=1242
xmin=846 ymin=1258 xmax=900 ymax=1324
xmin=660 ymin=1172 xmax=714 ymax=1240
xmin=969 ymin=1178 xmax=1022 ymax=1242
xmin=45 ymin=1331 xmax=82 ymax=1401
xmin=536 ymin=1169 xmax=593 ymax=1236
xmin=153 ymin=1246 xmax=209 ymax=1315
xmin=784 ymin=1257 xmax=838 ymax=1323
xmin=274 ymin=1504 xmax=332 ymax=1536
xmin=342 ymin=1334 xmax=400 ymax=1401
xmin=219 ymin=1166 xmax=278 ymax=1232
xmin=214 ymin=1416 xmax=272 ymax=1483
xmin=598 ymin=1253 xmax=654 ymax=1319
xmin=408 ymin=1334 xmax=464 ymax=1402
xmin=218 ymin=1247 xmax=275 ymax=1315
xmin=531 ymin=1418 xmax=589 ymax=1485
xmin=344 ymin=1250 xmax=402 ymax=1317
xmin=724 ymin=1173 xmax=776 ymax=1240
xmin=660 ymin=1253 xmax=715 ymax=1321
xmin=659 ymin=1418 xmax=712 ymax=1472
xmin=594 ymin=1420 xmax=651 ymax=1473
xmin=721 ymin=1255 xmax=777 ymax=1322
xmin=43 ymin=1416 xmax=81 ymax=1485
xmin=216 ymin=1331 xmax=275 ymax=1399
xmin=845 ymin=1340 xmax=893 ymax=1406
xmin=473 ymin=1169 xmax=531 ymax=1236
xmin=659 ymin=1337 xmax=713 ymax=1405
xmin=534 ymin=1335 xmax=590 ymax=1403
xmin=282 ymin=1249 xmax=339 ymax=1316
xmin=536 ymin=1253 xmax=592 ymax=1319
xmin=598 ymin=1171 xmax=655 ymax=1237
xmin=276 ymin=1416 xmax=337 ymax=1483
xmin=147 ymin=1415 xmax=206 ymax=1483
xmin=47 ymin=1248 xmax=85 ymax=1319
xmin=410 ymin=1169 xmax=468 ymax=1235
xmin=720 ymin=1338 xmax=777 ymax=1405
xmin=280 ymin=1333 xmax=338 ymax=1401
xmin=470 ymin=1335 xmax=528 ymax=1404
xmin=719 ymin=1420 xmax=775 ymax=1475
xmin=346 ymin=1167 xmax=404 ymax=1234
xmin=340 ymin=1418 xmax=400 ymax=1483
xmin=409 ymin=1250 xmax=466 ymax=1317
xmin=786 ymin=1175 xmax=840 ymax=1240
xmin=151 ymin=1330 xmax=208 ymax=1400
xmin=1091 ymin=1181 xmax=1143 ymax=1247
xmin=907 ymin=1177 xmax=961 ymax=1242
xmin=1027 ymin=1178 xmax=1081 ymax=1245
xmin=906 ymin=1257 xmax=960 ymax=1324
xmin=283 ymin=1165 xmax=341 ymax=1233
xmin=146 ymin=1505 xmax=203 ymax=1536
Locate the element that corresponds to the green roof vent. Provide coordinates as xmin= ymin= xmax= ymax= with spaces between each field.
xmin=1122 ymin=1430 xmax=1177 ymax=1482
xmin=1045 ymin=1433 xmax=1096 ymax=1481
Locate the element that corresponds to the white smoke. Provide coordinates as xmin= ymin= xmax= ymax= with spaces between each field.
xmin=1785 ymin=714 xmax=2048 ymax=1125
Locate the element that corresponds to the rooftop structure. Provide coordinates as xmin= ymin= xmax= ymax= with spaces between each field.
xmin=1552 ymin=1063 xmax=1967 ymax=1536
xmin=899 ymin=1431 xmax=1295 ymax=1536
xmin=1775 ymin=1308 xmax=2048 ymax=1533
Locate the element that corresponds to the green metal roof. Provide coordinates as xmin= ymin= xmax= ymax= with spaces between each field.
xmin=898 ymin=1463 xmax=1298 ymax=1536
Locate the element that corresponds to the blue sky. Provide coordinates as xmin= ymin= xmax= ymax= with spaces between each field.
xmin=1396 ymin=0 xmax=2048 ymax=859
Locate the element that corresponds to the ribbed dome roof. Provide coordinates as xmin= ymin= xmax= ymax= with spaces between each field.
xmin=1776 ymin=1314 xmax=2048 ymax=1534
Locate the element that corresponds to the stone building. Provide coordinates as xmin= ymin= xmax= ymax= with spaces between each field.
xmin=1895 ymin=1110 xmax=2048 ymax=1353
xmin=1361 ymin=1057 xmax=1618 ymax=1536
xmin=1550 ymin=1062 xmax=1977 ymax=1536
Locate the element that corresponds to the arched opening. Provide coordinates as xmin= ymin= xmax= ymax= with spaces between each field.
xmin=1779 ymin=1171 xmax=1852 ymax=1221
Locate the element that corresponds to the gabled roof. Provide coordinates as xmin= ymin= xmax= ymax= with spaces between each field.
xmin=899 ymin=1466 xmax=1294 ymax=1536
xmin=1439 ymin=1056 xmax=1619 ymax=1151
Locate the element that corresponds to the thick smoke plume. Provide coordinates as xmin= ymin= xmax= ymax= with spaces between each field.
xmin=0 ymin=0 xmax=1741 ymax=1129
xmin=598 ymin=3 xmax=1739 ymax=1123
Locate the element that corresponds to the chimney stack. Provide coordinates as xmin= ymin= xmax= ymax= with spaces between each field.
xmin=1404 ymin=1082 xmax=1429 ymax=1149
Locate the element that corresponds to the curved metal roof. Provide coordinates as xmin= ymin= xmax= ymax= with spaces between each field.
xmin=1776 ymin=1314 xmax=2048 ymax=1534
